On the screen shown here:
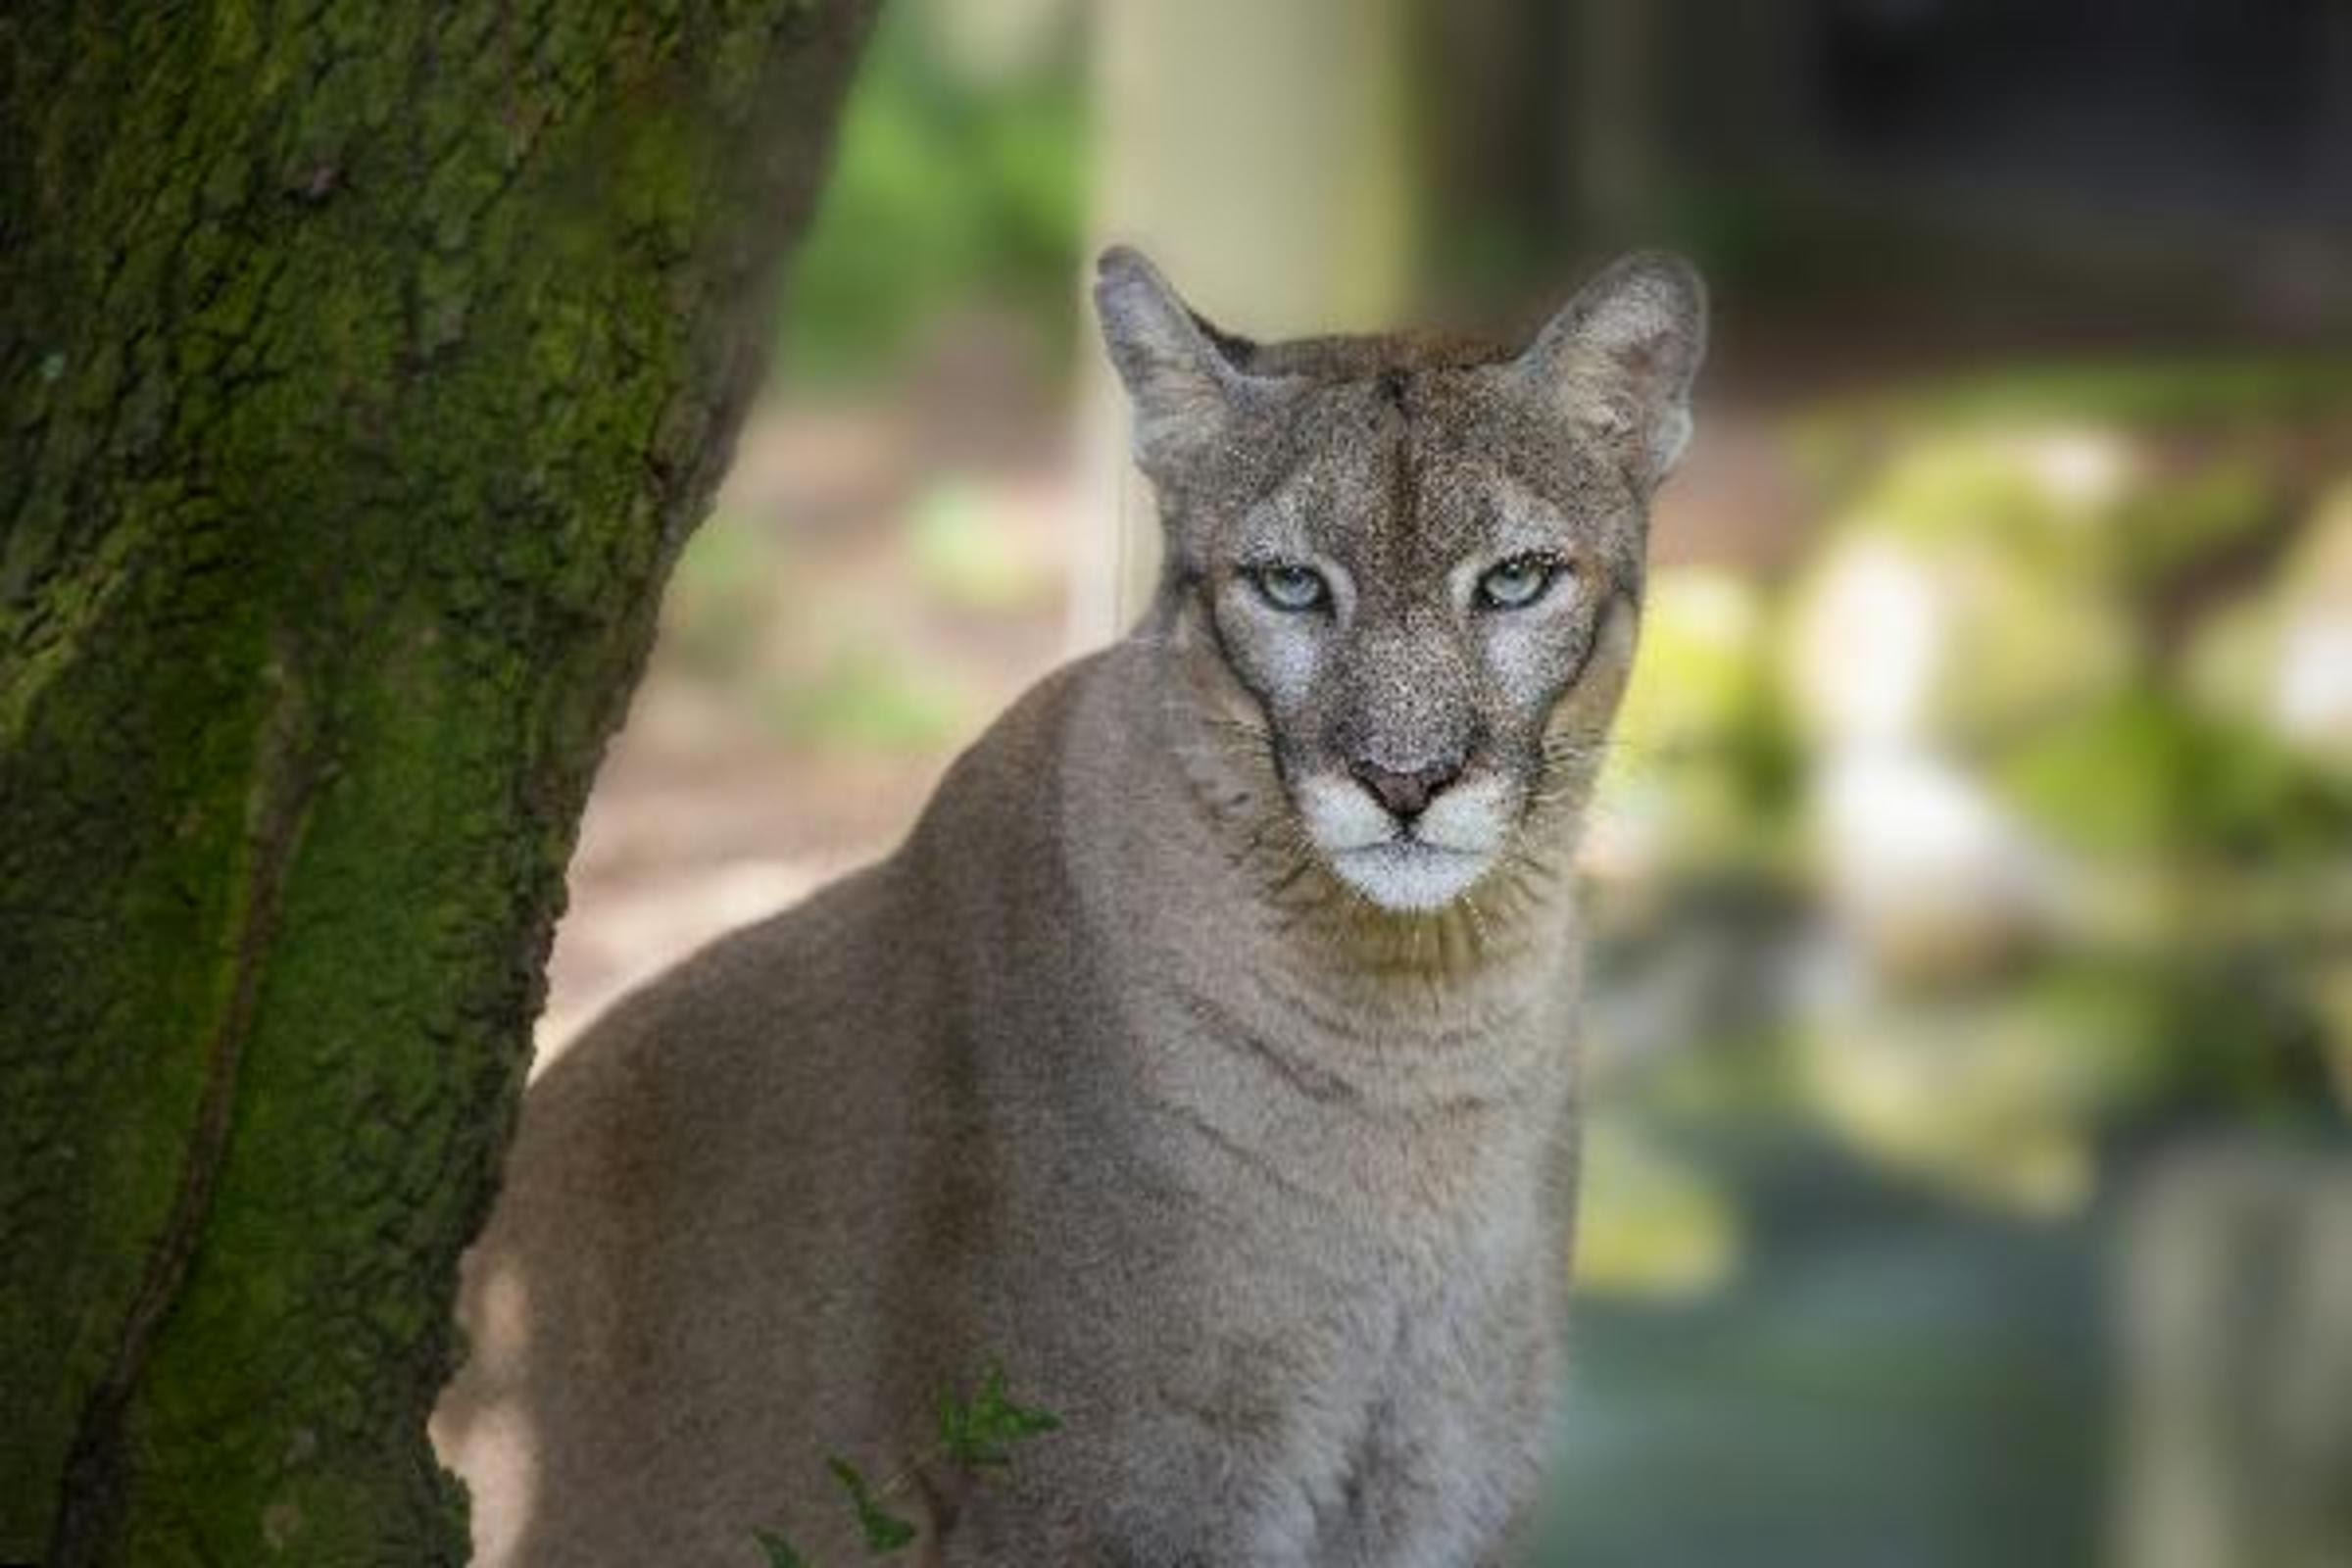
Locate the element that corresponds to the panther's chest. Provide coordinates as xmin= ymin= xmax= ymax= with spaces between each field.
xmin=1279 ymin=1253 xmax=1563 ymax=1563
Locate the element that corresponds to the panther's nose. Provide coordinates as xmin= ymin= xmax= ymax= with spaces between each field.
xmin=1348 ymin=757 xmax=1463 ymax=822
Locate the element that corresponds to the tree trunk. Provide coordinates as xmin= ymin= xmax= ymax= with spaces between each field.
xmin=0 ymin=4 xmax=874 ymax=1561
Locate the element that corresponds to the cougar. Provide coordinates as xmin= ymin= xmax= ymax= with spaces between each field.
xmin=436 ymin=246 xmax=1704 ymax=1565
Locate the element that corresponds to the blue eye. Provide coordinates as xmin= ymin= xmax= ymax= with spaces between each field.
xmin=1477 ymin=554 xmax=1565 ymax=611
xmin=1251 ymin=564 xmax=1331 ymax=612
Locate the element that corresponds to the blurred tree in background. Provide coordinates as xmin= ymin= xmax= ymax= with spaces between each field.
xmin=777 ymin=0 xmax=1087 ymax=387
xmin=0 ymin=4 xmax=872 ymax=1562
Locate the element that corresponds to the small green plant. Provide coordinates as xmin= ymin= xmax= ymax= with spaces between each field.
xmin=824 ymin=1457 xmax=920 ymax=1552
xmin=752 ymin=1365 xmax=1061 ymax=1564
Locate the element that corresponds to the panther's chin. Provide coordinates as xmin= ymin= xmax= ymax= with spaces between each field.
xmin=1327 ymin=839 xmax=1494 ymax=913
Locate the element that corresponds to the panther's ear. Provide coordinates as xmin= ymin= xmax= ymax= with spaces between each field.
xmin=1511 ymin=251 xmax=1706 ymax=487
xmin=1093 ymin=246 xmax=1254 ymax=482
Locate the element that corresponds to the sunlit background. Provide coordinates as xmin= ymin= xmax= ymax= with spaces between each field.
xmin=544 ymin=3 xmax=2352 ymax=1562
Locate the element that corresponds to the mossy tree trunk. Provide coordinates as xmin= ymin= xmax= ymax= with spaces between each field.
xmin=0 ymin=3 xmax=874 ymax=1561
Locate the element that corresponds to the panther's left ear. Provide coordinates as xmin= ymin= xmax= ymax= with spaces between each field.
xmin=1094 ymin=245 xmax=1257 ymax=485
xmin=1510 ymin=251 xmax=1706 ymax=488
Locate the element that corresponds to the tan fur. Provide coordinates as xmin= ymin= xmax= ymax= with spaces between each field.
xmin=437 ymin=249 xmax=1702 ymax=1565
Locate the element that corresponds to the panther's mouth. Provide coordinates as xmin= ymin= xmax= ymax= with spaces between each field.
xmin=1287 ymin=770 xmax=1513 ymax=912
xmin=1328 ymin=837 xmax=1494 ymax=912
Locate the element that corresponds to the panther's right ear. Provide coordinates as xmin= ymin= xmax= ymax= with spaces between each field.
xmin=1094 ymin=246 xmax=1252 ymax=481
xmin=1510 ymin=251 xmax=1707 ymax=489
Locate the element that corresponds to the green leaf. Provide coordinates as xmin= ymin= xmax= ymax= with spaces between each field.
xmin=825 ymin=1456 xmax=919 ymax=1553
xmin=751 ymin=1525 xmax=814 ymax=1567
xmin=936 ymin=1364 xmax=1062 ymax=1471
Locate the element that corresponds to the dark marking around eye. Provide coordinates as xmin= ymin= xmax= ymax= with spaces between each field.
xmin=1376 ymin=368 xmax=1408 ymax=411
xmin=1198 ymin=579 xmax=1285 ymax=759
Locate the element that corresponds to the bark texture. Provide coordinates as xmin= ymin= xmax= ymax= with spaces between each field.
xmin=0 ymin=3 xmax=874 ymax=1560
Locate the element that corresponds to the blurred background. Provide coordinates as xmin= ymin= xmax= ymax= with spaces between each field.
xmin=544 ymin=2 xmax=2352 ymax=1562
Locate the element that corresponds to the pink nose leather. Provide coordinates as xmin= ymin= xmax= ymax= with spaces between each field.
xmin=1348 ymin=759 xmax=1461 ymax=820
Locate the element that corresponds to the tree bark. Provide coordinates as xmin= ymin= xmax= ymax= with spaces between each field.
xmin=0 ymin=3 xmax=874 ymax=1561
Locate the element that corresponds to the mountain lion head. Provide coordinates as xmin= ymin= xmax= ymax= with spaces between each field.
xmin=1097 ymin=247 xmax=1705 ymax=917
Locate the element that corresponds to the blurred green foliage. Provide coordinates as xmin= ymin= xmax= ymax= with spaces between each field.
xmin=663 ymin=509 xmax=784 ymax=678
xmin=762 ymin=642 xmax=964 ymax=754
xmin=776 ymin=0 xmax=1086 ymax=386
xmin=1805 ymin=375 xmax=2352 ymax=867
xmin=661 ymin=510 xmax=975 ymax=756
xmin=1585 ymin=358 xmax=2352 ymax=1300
xmin=908 ymin=485 xmax=1058 ymax=612
xmin=1831 ymin=358 xmax=2352 ymax=432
